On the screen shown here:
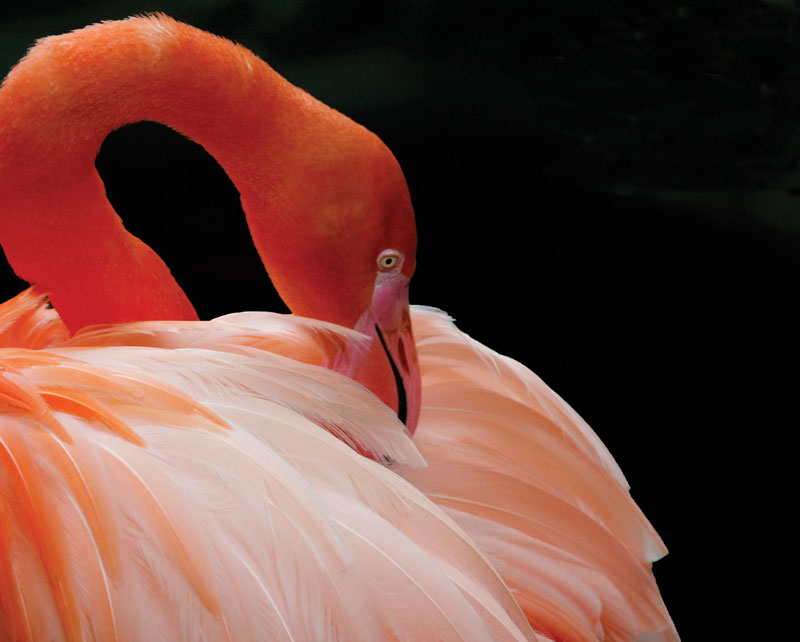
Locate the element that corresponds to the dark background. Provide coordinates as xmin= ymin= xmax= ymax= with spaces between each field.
xmin=2 ymin=1 xmax=797 ymax=639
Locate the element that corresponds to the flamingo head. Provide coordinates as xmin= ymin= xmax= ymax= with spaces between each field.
xmin=241 ymin=123 xmax=421 ymax=434
xmin=344 ymin=246 xmax=420 ymax=436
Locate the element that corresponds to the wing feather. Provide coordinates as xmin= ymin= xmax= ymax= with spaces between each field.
xmin=0 ymin=337 xmax=535 ymax=641
xmin=0 ymin=294 xmax=675 ymax=640
xmin=406 ymin=306 xmax=678 ymax=642
xmin=0 ymin=289 xmax=68 ymax=350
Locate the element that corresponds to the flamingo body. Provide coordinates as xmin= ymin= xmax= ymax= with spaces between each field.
xmin=0 ymin=291 xmax=532 ymax=642
xmin=0 ymin=16 xmax=677 ymax=642
xmin=0 ymin=291 xmax=676 ymax=641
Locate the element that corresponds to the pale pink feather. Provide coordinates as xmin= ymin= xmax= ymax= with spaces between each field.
xmin=0 ymin=290 xmax=537 ymax=642
xmin=0 ymin=290 xmax=676 ymax=641
xmin=404 ymin=307 xmax=678 ymax=642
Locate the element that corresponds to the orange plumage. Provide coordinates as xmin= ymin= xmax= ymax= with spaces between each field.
xmin=0 ymin=16 xmax=676 ymax=641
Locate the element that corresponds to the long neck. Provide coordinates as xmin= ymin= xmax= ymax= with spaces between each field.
xmin=0 ymin=16 xmax=369 ymax=332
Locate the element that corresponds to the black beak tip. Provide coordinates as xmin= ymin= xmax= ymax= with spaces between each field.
xmin=374 ymin=324 xmax=408 ymax=425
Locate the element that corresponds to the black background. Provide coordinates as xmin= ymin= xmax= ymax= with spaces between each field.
xmin=3 ymin=1 xmax=797 ymax=639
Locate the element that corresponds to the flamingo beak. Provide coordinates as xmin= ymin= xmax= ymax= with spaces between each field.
xmin=373 ymin=303 xmax=421 ymax=435
xmin=337 ymin=275 xmax=421 ymax=435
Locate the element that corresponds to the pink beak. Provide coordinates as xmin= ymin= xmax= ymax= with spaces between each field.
xmin=335 ymin=275 xmax=421 ymax=435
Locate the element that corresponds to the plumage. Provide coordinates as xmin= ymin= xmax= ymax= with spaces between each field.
xmin=402 ymin=309 xmax=677 ymax=642
xmin=0 ymin=15 xmax=676 ymax=641
xmin=1 ymin=293 xmax=536 ymax=641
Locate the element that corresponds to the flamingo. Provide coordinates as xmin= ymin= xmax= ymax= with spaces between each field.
xmin=0 ymin=16 xmax=678 ymax=641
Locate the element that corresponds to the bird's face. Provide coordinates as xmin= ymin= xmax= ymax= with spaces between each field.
xmin=244 ymin=132 xmax=421 ymax=433
xmin=341 ymin=148 xmax=421 ymax=435
xmin=335 ymin=244 xmax=421 ymax=435
xmin=317 ymin=167 xmax=421 ymax=435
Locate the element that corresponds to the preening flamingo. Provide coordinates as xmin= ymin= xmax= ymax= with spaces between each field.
xmin=0 ymin=16 xmax=678 ymax=641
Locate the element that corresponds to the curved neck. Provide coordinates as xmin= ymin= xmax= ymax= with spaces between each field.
xmin=0 ymin=16 xmax=370 ymax=332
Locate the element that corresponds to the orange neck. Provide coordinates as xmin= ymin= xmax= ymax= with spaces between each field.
xmin=0 ymin=16 xmax=376 ymax=332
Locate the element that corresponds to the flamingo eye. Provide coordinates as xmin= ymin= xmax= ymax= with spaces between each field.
xmin=378 ymin=250 xmax=402 ymax=271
